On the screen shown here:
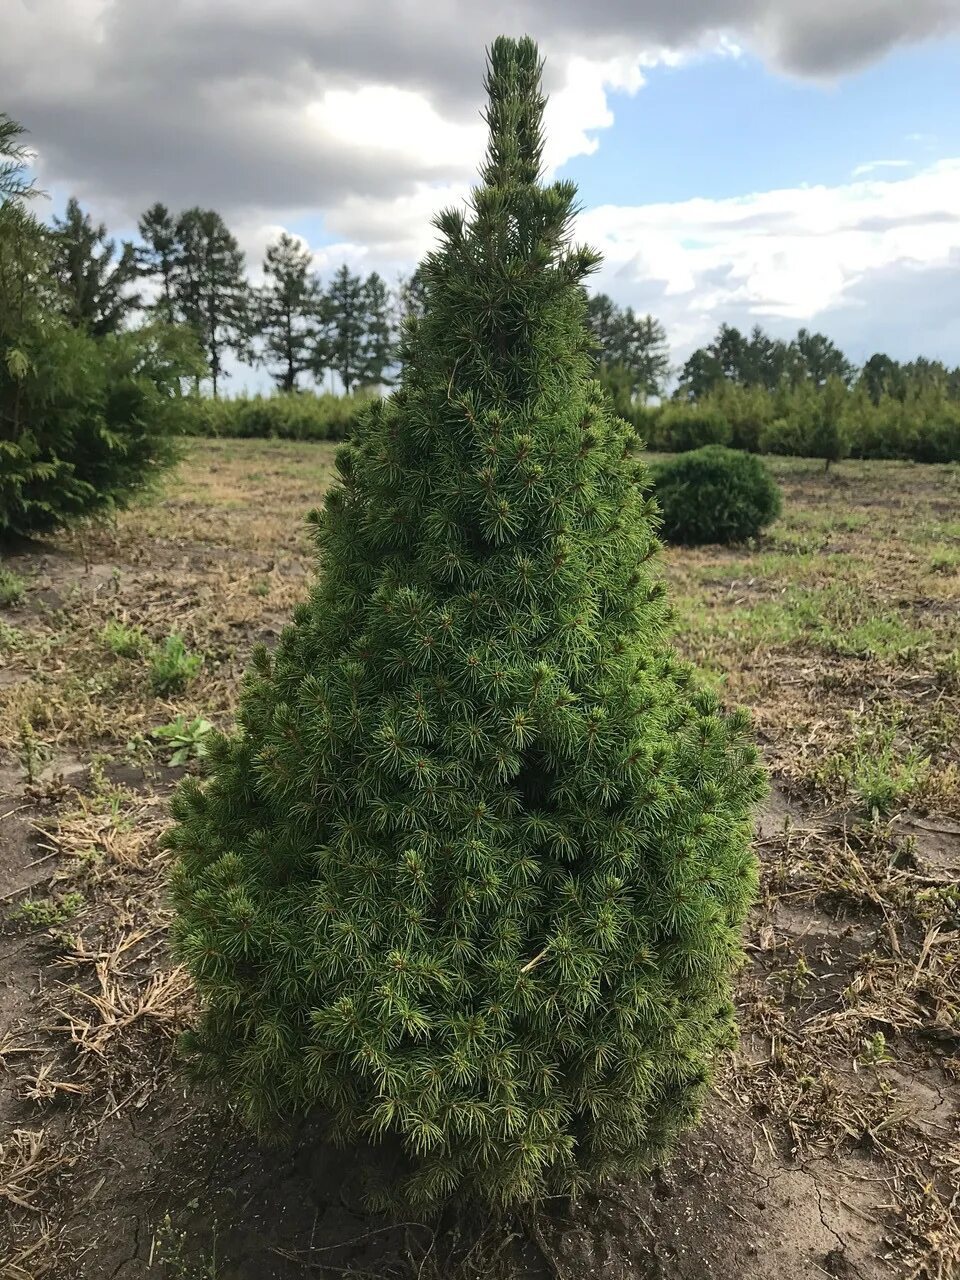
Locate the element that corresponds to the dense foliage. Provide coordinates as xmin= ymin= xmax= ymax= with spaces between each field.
xmin=184 ymin=391 xmax=367 ymax=441
xmin=634 ymin=379 xmax=960 ymax=465
xmin=0 ymin=114 xmax=199 ymax=538
xmin=167 ymin=38 xmax=764 ymax=1208
xmin=652 ymin=446 xmax=782 ymax=546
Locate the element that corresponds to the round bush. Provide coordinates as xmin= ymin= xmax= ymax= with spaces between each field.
xmin=653 ymin=445 xmax=782 ymax=545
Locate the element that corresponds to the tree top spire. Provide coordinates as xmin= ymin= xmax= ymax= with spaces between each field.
xmin=480 ymin=35 xmax=547 ymax=189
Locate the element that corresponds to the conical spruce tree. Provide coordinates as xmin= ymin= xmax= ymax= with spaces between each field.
xmin=167 ymin=36 xmax=765 ymax=1207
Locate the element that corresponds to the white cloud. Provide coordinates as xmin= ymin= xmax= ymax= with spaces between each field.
xmin=5 ymin=0 xmax=960 ymax=224
xmin=851 ymin=159 xmax=913 ymax=177
xmin=576 ymin=159 xmax=960 ymax=361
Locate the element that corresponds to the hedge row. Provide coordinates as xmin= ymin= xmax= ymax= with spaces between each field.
xmin=630 ymin=382 xmax=960 ymax=464
xmin=181 ymin=392 xmax=370 ymax=441
xmin=180 ymin=383 xmax=960 ymax=466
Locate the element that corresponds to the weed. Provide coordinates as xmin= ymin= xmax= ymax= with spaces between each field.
xmin=149 ymin=635 xmax=203 ymax=696
xmin=0 ymin=567 xmax=26 ymax=606
xmin=100 ymin=619 xmax=151 ymax=658
xmin=8 ymin=891 xmax=85 ymax=929
xmin=858 ymin=1031 xmax=894 ymax=1067
xmin=18 ymin=720 xmax=52 ymax=784
xmin=149 ymin=1213 xmax=220 ymax=1279
xmin=152 ymin=715 xmax=214 ymax=766
xmin=817 ymin=719 xmax=929 ymax=818
xmin=0 ymin=619 xmax=24 ymax=652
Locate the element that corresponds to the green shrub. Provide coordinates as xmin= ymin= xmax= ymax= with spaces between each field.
xmin=653 ymin=446 xmax=782 ymax=545
xmin=1 ymin=304 xmax=198 ymax=538
xmin=183 ymin=392 xmax=369 ymax=441
xmin=149 ymin=634 xmax=203 ymax=695
xmin=166 ymin=37 xmax=764 ymax=1209
xmin=654 ymin=403 xmax=731 ymax=452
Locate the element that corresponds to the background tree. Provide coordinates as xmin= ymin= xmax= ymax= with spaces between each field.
xmin=0 ymin=113 xmax=36 ymax=203
xmin=2 ymin=115 xmax=194 ymax=537
xmin=793 ymin=327 xmax=855 ymax=387
xmin=137 ymin=202 xmax=179 ymax=324
xmin=396 ymin=267 xmax=428 ymax=329
xmin=323 ymin=263 xmax=366 ymax=393
xmin=676 ymin=346 xmax=723 ymax=400
xmin=173 ymin=208 xmax=250 ymax=396
xmin=585 ymin=291 xmax=620 ymax=360
xmin=259 ymin=232 xmax=322 ymax=393
xmin=358 ymin=270 xmax=393 ymax=388
xmin=52 ymin=197 xmax=141 ymax=337
xmin=613 ymin=308 xmax=670 ymax=399
xmin=167 ymin=35 xmax=763 ymax=1208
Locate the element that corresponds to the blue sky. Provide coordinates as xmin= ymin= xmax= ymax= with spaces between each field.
xmin=561 ymin=39 xmax=960 ymax=205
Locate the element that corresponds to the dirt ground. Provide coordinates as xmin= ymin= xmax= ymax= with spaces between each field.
xmin=1 ymin=443 xmax=958 ymax=1280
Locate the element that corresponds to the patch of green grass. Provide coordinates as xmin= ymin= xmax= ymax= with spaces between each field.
xmin=816 ymin=719 xmax=929 ymax=818
xmin=0 ymin=620 xmax=24 ymax=651
xmin=688 ymin=586 xmax=934 ymax=665
xmin=8 ymin=891 xmax=85 ymax=929
xmin=0 ymin=568 xmax=26 ymax=606
xmin=929 ymin=549 xmax=960 ymax=574
xmin=100 ymin=618 xmax=151 ymax=658
xmin=149 ymin=634 xmax=203 ymax=696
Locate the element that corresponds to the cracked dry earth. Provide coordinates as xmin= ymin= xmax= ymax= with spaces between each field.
xmin=1 ymin=443 xmax=959 ymax=1279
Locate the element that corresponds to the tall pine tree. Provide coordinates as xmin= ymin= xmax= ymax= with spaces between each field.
xmin=323 ymin=263 xmax=366 ymax=393
xmin=174 ymin=208 xmax=250 ymax=396
xmin=52 ymin=196 xmax=142 ymax=336
xmin=259 ymin=232 xmax=322 ymax=392
xmin=137 ymin=202 xmax=179 ymax=324
xmin=359 ymin=270 xmax=394 ymax=389
xmin=167 ymin=36 xmax=763 ymax=1208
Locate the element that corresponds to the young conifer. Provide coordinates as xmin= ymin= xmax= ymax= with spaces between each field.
xmin=167 ymin=35 xmax=765 ymax=1208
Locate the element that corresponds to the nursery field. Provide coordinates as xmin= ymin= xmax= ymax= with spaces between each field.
xmin=1 ymin=439 xmax=958 ymax=1280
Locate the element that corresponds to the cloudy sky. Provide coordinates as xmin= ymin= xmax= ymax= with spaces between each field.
xmin=5 ymin=0 xmax=960 ymax=383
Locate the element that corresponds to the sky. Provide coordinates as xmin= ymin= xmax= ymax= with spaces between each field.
xmin=4 ymin=0 xmax=960 ymax=389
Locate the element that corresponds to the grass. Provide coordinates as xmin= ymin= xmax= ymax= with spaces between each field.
xmin=814 ymin=717 xmax=930 ymax=817
xmin=0 ymin=567 xmax=26 ymax=606
xmin=148 ymin=634 xmax=203 ymax=695
xmin=100 ymin=618 xmax=151 ymax=658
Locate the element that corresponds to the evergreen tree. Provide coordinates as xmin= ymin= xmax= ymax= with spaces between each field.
xmin=614 ymin=309 xmax=670 ymax=400
xmin=2 ymin=118 xmax=195 ymax=536
xmin=744 ymin=326 xmax=792 ymax=391
xmin=324 ymin=263 xmax=366 ymax=393
xmin=137 ymin=202 xmax=179 ymax=324
xmin=167 ymin=36 xmax=764 ymax=1208
xmin=359 ymin=271 xmax=394 ymax=388
xmin=676 ymin=346 xmax=723 ymax=400
xmin=0 ymin=114 xmax=36 ymax=204
xmin=174 ymin=208 xmax=250 ymax=396
xmin=259 ymin=232 xmax=323 ymax=393
xmin=397 ymin=267 xmax=428 ymax=328
xmin=793 ymin=327 xmax=854 ymax=387
xmin=585 ymin=292 xmax=620 ymax=361
xmin=52 ymin=196 xmax=142 ymax=337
